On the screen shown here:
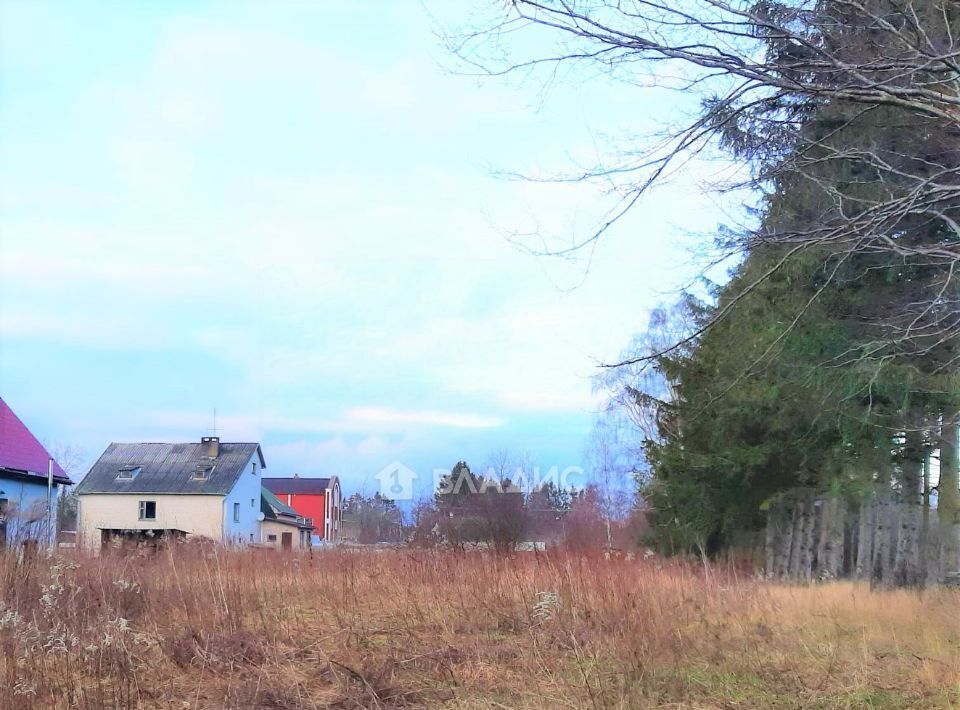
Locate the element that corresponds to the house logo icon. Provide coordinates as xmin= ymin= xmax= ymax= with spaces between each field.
xmin=375 ymin=461 xmax=417 ymax=501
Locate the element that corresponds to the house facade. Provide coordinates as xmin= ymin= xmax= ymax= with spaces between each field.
xmin=77 ymin=437 xmax=265 ymax=551
xmin=0 ymin=397 xmax=72 ymax=549
xmin=262 ymin=475 xmax=342 ymax=543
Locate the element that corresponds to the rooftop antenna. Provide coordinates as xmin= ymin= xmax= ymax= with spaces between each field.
xmin=210 ymin=407 xmax=220 ymax=438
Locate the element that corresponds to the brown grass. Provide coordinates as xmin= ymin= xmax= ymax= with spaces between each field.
xmin=0 ymin=546 xmax=957 ymax=709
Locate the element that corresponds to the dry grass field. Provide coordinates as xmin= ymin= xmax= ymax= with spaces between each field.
xmin=0 ymin=547 xmax=958 ymax=709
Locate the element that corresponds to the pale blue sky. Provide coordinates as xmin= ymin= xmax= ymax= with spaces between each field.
xmin=0 ymin=1 xmax=731 ymax=495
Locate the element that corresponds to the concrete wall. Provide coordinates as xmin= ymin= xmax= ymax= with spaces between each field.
xmin=78 ymin=494 xmax=222 ymax=550
xmin=0 ymin=476 xmax=60 ymax=548
xmin=260 ymin=520 xmax=308 ymax=549
xmin=221 ymin=452 xmax=263 ymax=544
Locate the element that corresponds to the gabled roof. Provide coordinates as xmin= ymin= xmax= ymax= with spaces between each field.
xmin=263 ymin=476 xmax=333 ymax=495
xmin=261 ymin=487 xmax=300 ymax=519
xmin=0 ymin=397 xmax=71 ymax=485
xmin=76 ymin=442 xmax=264 ymax=495
xmin=261 ymin=487 xmax=312 ymax=529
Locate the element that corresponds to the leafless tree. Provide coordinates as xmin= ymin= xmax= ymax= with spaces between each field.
xmin=593 ymin=300 xmax=697 ymax=443
xmin=42 ymin=440 xmax=86 ymax=479
xmin=482 ymin=448 xmax=534 ymax=490
xmin=343 ymin=493 xmax=403 ymax=544
xmin=584 ymin=416 xmax=639 ymax=547
xmin=42 ymin=439 xmax=86 ymax=534
xmin=446 ymin=1 xmax=960 ymax=360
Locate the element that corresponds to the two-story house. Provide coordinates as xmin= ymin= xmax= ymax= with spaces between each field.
xmin=76 ymin=436 xmax=265 ymax=551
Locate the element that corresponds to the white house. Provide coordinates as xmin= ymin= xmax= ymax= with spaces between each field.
xmin=76 ymin=436 xmax=265 ymax=551
xmin=0 ymin=397 xmax=73 ymax=549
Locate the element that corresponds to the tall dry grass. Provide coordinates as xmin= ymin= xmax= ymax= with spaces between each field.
xmin=0 ymin=545 xmax=957 ymax=708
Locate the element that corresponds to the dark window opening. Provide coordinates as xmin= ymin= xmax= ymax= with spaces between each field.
xmin=138 ymin=500 xmax=156 ymax=520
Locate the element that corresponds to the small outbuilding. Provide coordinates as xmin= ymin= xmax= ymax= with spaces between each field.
xmin=259 ymin=487 xmax=312 ymax=550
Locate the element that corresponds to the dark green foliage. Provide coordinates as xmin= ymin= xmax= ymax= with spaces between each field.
xmin=609 ymin=1 xmax=960 ymax=556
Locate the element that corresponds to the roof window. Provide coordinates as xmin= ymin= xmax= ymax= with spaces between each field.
xmin=116 ymin=466 xmax=141 ymax=480
xmin=192 ymin=465 xmax=215 ymax=481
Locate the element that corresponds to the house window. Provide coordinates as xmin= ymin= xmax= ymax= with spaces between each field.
xmin=251 ymin=462 xmax=257 ymax=475
xmin=233 ymin=502 xmax=240 ymax=522
xmin=117 ymin=466 xmax=141 ymax=480
xmin=267 ymin=534 xmax=277 ymax=542
xmin=251 ymin=498 xmax=255 ymax=508
xmin=138 ymin=501 xmax=156 ymax=520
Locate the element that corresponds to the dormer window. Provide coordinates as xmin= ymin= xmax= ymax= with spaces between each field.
xmin=117 ymin=466 xmax=141 ymax=480
xmin=192 ymin=465 xmax=215 ymax=481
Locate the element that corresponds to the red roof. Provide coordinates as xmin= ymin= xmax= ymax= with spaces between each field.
xmin=0 ymin=397 xmax=70 ymax=482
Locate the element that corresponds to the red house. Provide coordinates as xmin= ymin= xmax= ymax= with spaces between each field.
xmin=262 ymin=475 xmax=341 ymax=542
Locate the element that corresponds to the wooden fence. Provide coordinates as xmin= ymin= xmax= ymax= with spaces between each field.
xmin=765 ymin=489 xmax=960 ymax=587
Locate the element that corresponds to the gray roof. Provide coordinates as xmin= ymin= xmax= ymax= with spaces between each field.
xmin=262 ymin=477 xmax=332 ymax=495
xmin=261 ymin=487 xmax=300 ymax=519
xmin=76 ymin=442 xmax=265 ymax=495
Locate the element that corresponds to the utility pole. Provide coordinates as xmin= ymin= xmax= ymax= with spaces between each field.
xmin=47 ymin=458 xmax=54 ymax=547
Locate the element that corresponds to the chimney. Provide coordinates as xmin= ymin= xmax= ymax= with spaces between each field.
xmin=201 ymin=436 xmax=220 ymax=458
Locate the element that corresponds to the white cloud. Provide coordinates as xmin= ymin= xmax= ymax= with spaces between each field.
xmin=0 ymin=2 xmax=741 ymax=487
xmin=497 ymin=390 xmax=599 ymax=413
xmin=345 ymin=406 xmax=503 ymax=430
xmin=267 ymin=435 xmax=404 ymax=466
xmin=143 ymin=406 xmax=502 ymax=439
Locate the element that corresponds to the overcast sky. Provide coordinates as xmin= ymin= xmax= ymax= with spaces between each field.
xmin=0 ymin=1 xmax=733 ymax=496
